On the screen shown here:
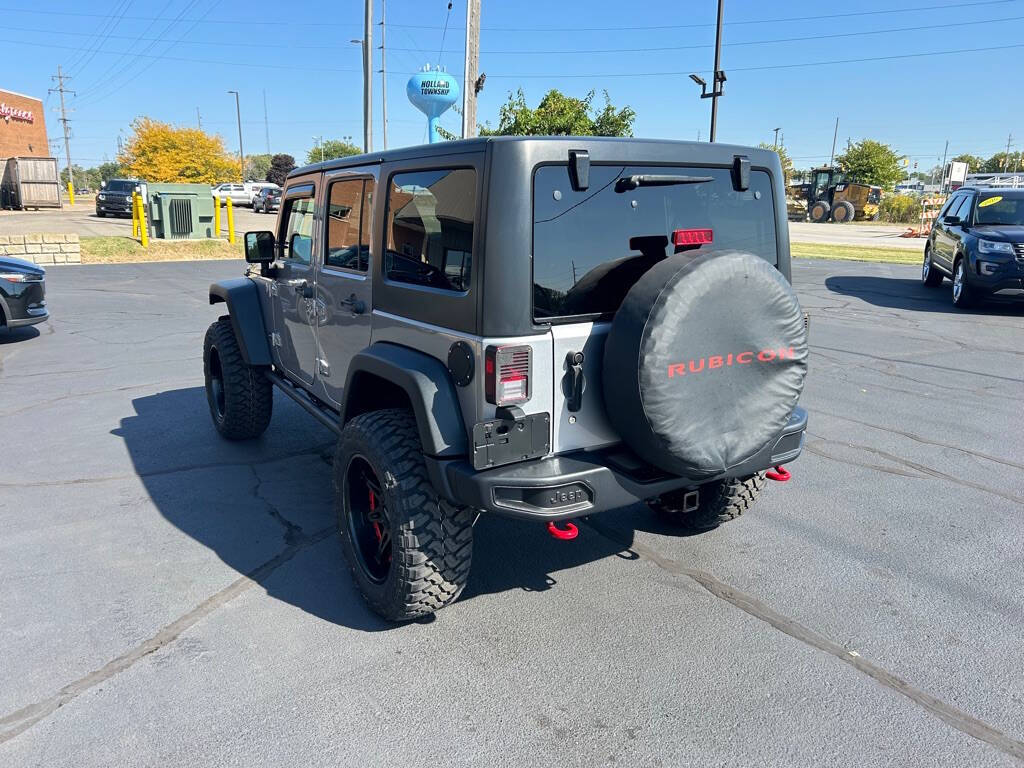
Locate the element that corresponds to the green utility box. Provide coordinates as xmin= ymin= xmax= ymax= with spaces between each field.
xmin=146 ymin=183 xmax=215 ymax=239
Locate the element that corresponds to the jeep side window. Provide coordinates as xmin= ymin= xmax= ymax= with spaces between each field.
xmin=279 ymin=191 xmax=316 ymax=265
xmin=384 ymin=168 xmax=475 ymax=292
xmin=326 ymin=178 xmax=373 ymax=272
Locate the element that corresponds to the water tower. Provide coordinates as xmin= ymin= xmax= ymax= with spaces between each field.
xmin=407 ymin=66 xmax=460 ymax=144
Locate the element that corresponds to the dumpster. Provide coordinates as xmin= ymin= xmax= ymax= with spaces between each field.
xmin=146 ymin=183 xmax=216 ymax=239
xmin=1 ymin=157 xmax=62 ymax=209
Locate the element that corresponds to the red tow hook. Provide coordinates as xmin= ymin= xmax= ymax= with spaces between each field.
xmin=766 ymin=465 xmax=791 ymax=482
xmin=546 ymin=521 xmax=579 ymax=540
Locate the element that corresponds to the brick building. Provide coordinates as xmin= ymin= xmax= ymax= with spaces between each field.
xmin=0 ymin=88 xmax=48 ymax=158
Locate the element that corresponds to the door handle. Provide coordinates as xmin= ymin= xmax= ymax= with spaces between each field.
xmin=341 ymin=293 xmax=367 ymax=315
xmin=564 ymin=351 xmax=585 ymax=412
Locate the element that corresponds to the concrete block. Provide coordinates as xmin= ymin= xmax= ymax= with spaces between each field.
xmin=33 ymin=253 xmax=54 ymax=265
xmin=8 ymin=235 xmax=24 ymax=245
xmin=65 ymin=233 xmax=80 ymax=243
xmin=42 ymin=234 xmax=64 ymax=244
xmin=65 ymin=252 xmax=81 ymax=263
xmin=25 ymin=244 xmax=41 ymax=254
xmin=52 ymin=253 xmax=67 ymax=264
xmin=60 ymin=244 xmax=80 ymax=253
xmin=24 ymin=233 xmax=43 ymax=244
xmin=5 ymin=244 xmax=26 ymax=255
xmin=0 ymin=236 xmax=9 ymax=245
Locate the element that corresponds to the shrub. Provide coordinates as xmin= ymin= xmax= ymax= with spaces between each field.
xmin=879 ymin=193 xmax=921 ymax=223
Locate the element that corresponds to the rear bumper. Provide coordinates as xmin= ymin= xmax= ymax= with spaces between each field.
xmin=430 ymin=407 xmax=807 ymax=521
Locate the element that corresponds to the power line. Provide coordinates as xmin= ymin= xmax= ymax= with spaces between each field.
xmin=0 ymin=0 xmax=1009 ymax=30
xmin=390 ymin=0 xmax=1018 ymax=31
xmin=388 ymin=14 xmax=1024 ymax=55
xmin=66 ymin=0 xmax=134 ymax=78
xmin=48 ymin=65 xmax=76 ymax=198
xmin=480 ymin=42 xmax=1024 ymax=78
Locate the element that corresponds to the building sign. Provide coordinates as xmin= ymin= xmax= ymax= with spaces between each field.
xmin=0 ymin=102 xmax=34 ymax=123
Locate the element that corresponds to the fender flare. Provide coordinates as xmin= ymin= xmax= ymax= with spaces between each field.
xmin=0 ymin=292 xmax=10 ymax=325
xmin=342 ymin=343 xmax=468 ymax=458
xmin=209 ymin=278 xmax=272 ymax=366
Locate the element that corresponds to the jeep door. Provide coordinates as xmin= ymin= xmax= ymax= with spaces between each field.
xmin=314 ymin=170 xmax=375 ymax=408
xmin=271 ymin=180 xmax=319 ymax=385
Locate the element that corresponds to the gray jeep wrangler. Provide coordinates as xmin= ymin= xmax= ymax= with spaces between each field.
xmin=205 ymin=136 xmax=808 ymax=621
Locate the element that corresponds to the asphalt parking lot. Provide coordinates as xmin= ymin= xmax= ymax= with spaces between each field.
xmin=1 ymin=258 xmax=1022 ymax=766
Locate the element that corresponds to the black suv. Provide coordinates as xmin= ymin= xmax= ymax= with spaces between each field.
xmin=204 ymin=137 xmax=809 ymax=620
xmin=95 ymin=178 xmax=144 ymax=217
xmin=922 ymin=186 xmax=1024 ymax=306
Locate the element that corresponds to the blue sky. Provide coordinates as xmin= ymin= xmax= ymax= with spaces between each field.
xmin=2 ymin=0 xmax=1021 ymax=172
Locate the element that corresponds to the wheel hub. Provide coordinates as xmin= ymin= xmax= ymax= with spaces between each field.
xmin=345 ymin=456 xmax=393 ymax=583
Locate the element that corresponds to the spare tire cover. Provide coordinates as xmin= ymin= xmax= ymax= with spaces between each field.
xmin=603 ymin=250 xmax=807 ymax=478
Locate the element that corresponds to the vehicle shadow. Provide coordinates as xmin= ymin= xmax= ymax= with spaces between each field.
xmin=117 ymin=386 xmax=635 ymax=631
xmin=0 ymin=325 xmax=41 ymax=344
xmin=824 ymin=275 xmax=1024 ymax=316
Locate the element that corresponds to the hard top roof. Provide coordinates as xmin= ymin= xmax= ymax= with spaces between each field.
xmin=290 ymin=135 xmax=779 ymax=178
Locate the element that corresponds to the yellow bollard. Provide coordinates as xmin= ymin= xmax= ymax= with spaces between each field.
xmin=131 ymin=194 xmax=140 ymax=238
xmin=214 ymin=195 xmax=221 ymax=238
xmin=138 ymin=194 xmax=149 ymax=248
xmin=226 ymin=196 xmax=235 ymax=244
xmin=67 ymin=181 xmax=75 ymax=206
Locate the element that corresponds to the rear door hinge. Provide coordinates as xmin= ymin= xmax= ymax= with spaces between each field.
xmin=270 ymin=332 xmax=282 ymax=347
xmin=317 ymin=358 xmax=330 ymax=377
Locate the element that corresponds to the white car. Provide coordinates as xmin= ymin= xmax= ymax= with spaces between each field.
xmin=212 ymin=183 xmax=250 ymax=206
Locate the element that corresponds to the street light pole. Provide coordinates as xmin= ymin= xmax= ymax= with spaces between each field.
xmin=709 ymin=0 xmax=724 ymax=142
xmin=772 ymin=127 xmax=781 ymax=147
xmin=228 ymin=90 xmax=244 ymax=181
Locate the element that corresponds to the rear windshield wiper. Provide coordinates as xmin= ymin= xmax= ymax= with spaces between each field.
xmin=615 ymin=174 xmax=714 ymax=192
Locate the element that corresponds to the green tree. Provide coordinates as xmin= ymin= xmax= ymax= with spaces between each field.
xmin=950 ymin=153 xmax=984 ymax=173
xmin=758 ymin=143 xmax=793 ymax=185
xmin=245 ymin=153 xmax=272 ymax=182
xmin=479 ymin=89 xmax=635 ymax=137
xmin=983 ymin=151 xmax=1024 ymax=172
xmin=836 ymin=139 xmax=903 ymax=190
xmin=95 ymin=162 xmax=123 ymax=183
xmin=306 ymin=139 xmax=361 ymax=165
xmin=266 ymin=153 xmax=296 ymax=186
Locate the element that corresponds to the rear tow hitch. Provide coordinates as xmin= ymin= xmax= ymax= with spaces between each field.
xmin=766 ymin=465 xmax=791 ymax=482
xmin=546 ymin=521 xmax=579 ymax=540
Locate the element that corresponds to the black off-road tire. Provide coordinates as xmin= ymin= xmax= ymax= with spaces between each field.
xmin=203 ymin=316 xmax=273 ymax=440
xmin=335 ymin=409 xmax=474 ymax=621
xmin=651 ymin=472 xmax=766 ymax=531
xmin=921 ymin=247 xmax=943 ymax=286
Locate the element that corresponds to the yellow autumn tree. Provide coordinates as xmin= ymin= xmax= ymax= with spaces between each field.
xmin=118 ymin=118 xmax=239 ymax=184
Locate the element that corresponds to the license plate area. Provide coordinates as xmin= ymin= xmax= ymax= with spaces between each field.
xmin=471 ymin=412 xmax=550 ymax=470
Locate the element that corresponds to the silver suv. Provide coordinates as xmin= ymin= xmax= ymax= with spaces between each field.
xmin=204 ymin=137 xmax=809 ymax=621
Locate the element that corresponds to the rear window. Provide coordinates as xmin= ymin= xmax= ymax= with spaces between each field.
xmin=533 ymin=164 xmax=778 ymax=321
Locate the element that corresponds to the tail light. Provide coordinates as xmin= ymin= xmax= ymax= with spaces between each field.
xmin=672 ymin=228 xmax=713 ymax=247
xmin=485 ymin=344 xmax=531 ymax=406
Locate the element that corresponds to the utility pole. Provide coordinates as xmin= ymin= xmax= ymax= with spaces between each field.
xmin=462 ymin=0 xmax=481 ymax=139
xmin=828 ymin=117 xmax=839 ymax=169
xmin=263 ymin=90 xmax=271 ymax=153
xmin=313 ymin=135 xmax=323 ymax=163
xmin=379 ymin=0 xmax=388 ymax=149
xmin=772 ymin=126 xmax=781 ymax=148
xmin=196 ymin=107 xmax=202 ymax=129
xmin=228 ymin=90 xmax=245 ymax=181
xmin=940 ymin=139 xmax=949 ymax=192
xmin=49 ymin=65 xmax=75 ymax=204
xmin=362 ymin=0 xmax=373 ymax=153
xmin=1003 ymin=132 xmax=1014 ymax=170
xmin=709 ymin=0 xmax=725 ymax=142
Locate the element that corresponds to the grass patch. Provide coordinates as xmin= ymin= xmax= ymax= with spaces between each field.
xmin=791 ymin=241 xmax=922 ymax=264
xmin=81 ymin=236 xmax=243 ymax=264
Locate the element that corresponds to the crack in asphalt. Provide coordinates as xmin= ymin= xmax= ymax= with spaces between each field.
xmin=582 ymin=518 xmax=1024 ymax=763
xmin=250 ymin=466 xmax=304 ymax=545
xmin=811 ymin=343 xmax=1023 ymax=384
xmin=810 ymin=409 xmax=1024 ymax=472
xmin=806 ymin=432 xmax=1023 ymax=507
xmin=0 ymin=525 xmax=335 ymax=745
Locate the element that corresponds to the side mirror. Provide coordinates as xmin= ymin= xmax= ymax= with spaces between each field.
xmin=244 ymin=231 xmax=276 ymax=263
xmin=943 ymin=215 xmax=962 ymax=226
